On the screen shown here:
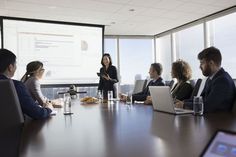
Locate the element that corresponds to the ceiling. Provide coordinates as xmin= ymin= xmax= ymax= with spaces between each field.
xmin=0 ymin=0 xmax=236 ymax=35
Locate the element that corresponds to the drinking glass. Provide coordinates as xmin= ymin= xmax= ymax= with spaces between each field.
xmin=193 ymin=96 xmax=204 ymax=116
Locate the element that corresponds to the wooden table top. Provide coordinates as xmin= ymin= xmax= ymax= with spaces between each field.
xmin=19 ymin=100 xmax=236 ymax=157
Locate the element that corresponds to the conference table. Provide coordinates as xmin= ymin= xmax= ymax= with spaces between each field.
xmin=19 ymin=100 xmax=236 ymax=157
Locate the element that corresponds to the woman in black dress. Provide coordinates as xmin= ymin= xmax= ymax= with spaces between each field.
xmin=98 ymin=53 xmax=118 ymax=99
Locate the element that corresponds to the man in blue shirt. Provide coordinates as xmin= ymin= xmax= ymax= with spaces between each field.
xmin=0 ymin=48 xmax=53 ymax=119
xmin=176 ymin=47 xmax=236 ymax=112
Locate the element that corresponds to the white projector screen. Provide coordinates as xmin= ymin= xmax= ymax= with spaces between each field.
xmin=3 ymin=19 xmax=103 ymax=84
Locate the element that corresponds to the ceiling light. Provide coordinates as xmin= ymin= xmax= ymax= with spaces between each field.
xmin=48 ymin=6 xmax=57 ymax=9
xmin=129 ymin=9 xmax=135 ymax=12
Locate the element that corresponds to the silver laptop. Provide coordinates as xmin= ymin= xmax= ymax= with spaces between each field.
xmin=149 ymin=86 xmax=193 ymax=115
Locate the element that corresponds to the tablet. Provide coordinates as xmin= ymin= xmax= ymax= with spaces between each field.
xmin=97 ymin=73 xmax=101 ymax=77
xmin=201 ymin=130 xmax=236 ymax=157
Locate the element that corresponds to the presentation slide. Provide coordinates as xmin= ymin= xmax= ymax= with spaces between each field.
xmin=3 ymin=19 xmax=103 ymax=84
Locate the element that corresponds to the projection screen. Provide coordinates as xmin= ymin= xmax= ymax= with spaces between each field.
xmin=3 ymin=18 xmax=104 ymax=84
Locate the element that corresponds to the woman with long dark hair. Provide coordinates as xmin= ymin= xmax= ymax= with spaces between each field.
xmin=98 ymin=53 xmax=118 ymax=99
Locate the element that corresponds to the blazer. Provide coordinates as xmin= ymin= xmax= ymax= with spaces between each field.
xmin=98 ymin=65 xmax=118 ymax=98
xmin=0 ymin=74 xmax=52 ymax=119
xmin=201 ymin=68 xmax=236 ymax=112
xmin=171 ymin=81 xmax=193 ymax=101
xmin=132 ymin=77 xmax=165 ymax=101
xmin=24 ymin=76 xmax=46 ymax=106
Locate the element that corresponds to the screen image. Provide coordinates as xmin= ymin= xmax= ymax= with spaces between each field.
xmin=3 ymin=19 xmax=103 ymax=84
xmin=202 ymin=131 xmax=236 ymax=157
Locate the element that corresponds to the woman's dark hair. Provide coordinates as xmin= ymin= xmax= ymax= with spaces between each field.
xmin=172 ymin=60 xmax=192 ymax=82
xmin=0 ymin=49 xmax=16 ymax=73
xmin=101 ymin=53 xmax=112 ymax=67
xmin=21 ymin=61 xmax=43 ymax=82
xmin=151 ymin=63 xmax=163 ymax=76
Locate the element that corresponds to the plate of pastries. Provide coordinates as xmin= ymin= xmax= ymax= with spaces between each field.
xmin=80 ymin=96 xmax=99 ymax=104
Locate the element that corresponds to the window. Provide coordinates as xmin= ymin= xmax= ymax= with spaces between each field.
xmin=176 ymin=24 xmax=204 ymax=79
xmin=119 ymin=38 xmax=154 ymax=93
xmin=209 ymin=12 xmax=236 ymax=78
xmin=104 ymin=38 xmax=117 ymax=67
xmin=156 ymin=35 xmax=172 ymax=81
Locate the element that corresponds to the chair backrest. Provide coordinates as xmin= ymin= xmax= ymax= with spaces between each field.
xmin=189 ymin=79 xmax=196 ymax=88
xmin=0 ymin=80 xmax=24 ymax=157
xmin=190 ymin=79 xmax=202 ymax=99
xmin=132 ymin=79 xmax=147 ymax=94
xmin=0 ymin=80 xmax=24 ymax=126
xmin=165 ymin=80 xmax=175 ymax=89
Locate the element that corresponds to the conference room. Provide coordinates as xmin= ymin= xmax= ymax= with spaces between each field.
xmin=1 ymin=1 xmax=236 ymax=157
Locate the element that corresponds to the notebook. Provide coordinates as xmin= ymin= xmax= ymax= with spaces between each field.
xmin=149 ymin=86 xmax=193 ymax=115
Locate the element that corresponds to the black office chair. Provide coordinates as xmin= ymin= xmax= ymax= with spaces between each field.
xmin=0 ymin=80 xmax=24 ymax=157
xmin=190 ymin=78 xmax=202 ymax=99
xmin=165 ymin=80 xmax=175 ymax=89
xmin=189 ymin=79 xmax=196 ymax=88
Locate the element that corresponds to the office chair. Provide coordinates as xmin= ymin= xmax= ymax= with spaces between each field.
xmin=0 ymin=80 xmax=24 ymax=157
xmin=190 ymin=79 xmax=202 ymax=99
xmin=189 ymin=79 xmax=196 ymax=88
xmin=132 ymin=79 xmax=147 ymax=94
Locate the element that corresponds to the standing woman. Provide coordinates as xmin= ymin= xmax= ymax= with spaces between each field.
xmin=98 ymin=53 xmax=118 ymax=99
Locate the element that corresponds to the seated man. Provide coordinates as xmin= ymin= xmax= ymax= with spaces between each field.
xmin=175 ymin=47 xmax=236 ymax=113
xmin=120 ymin=63 xmax=165 ymax=104
xmin=0 ymin=48 xmax=53 ymax=119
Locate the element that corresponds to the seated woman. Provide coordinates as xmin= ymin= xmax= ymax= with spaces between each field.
xmin=119 ymin=63 xmax=165 ymax=104
xmin=21 ymin=61 xmax=62 ymax=108
xmin=170 ymin=59 xmax=193 ymax=100
xmin=147 ymin=59 xmax=193 ymax=103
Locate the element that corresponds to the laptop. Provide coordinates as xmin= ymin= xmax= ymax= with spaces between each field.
xmin=149 ymin=86 xmax=193 ymax=115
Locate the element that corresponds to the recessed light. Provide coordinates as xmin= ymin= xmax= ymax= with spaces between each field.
xmin=129 ymin=9 xmax=135 ymax=12
xmin=111 ymin=22 xmax=116 ymax=24
xmin=48 ymin=6 xmax=57 ymax=9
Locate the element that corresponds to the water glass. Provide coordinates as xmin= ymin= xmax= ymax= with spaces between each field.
xmin=193 ymin=96 xmax=204 ymax=116
xmin=97 ymin=90 xmax=103 ymax=100
xmin=107 ymin=91 xmax=113 ymax=101
xmin=126 ymin=92 xmax=132 ymax=104
xmin=64 ymin=93 xmax=72 ymax=115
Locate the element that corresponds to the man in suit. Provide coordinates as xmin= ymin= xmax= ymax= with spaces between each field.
xmin=120 ymin=63 xmax=165 ymax=104
xmin=176 ymin=47 xmax=236 ymax=112
xmin=0 ymin=48 xmax=53 ymax=119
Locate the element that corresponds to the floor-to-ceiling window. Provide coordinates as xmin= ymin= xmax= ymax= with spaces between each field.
xmin=119 ymin=38 xmax=154 ymax=93
xmin=156 ymin=35 xmax=172 ymax=81
xmin=208 ymin=12 xmax=236 ymax=78
xmin=104 ymin=38 xmax=117 ymax=67
xmin=175 ymin=24 xmax=204 ymax=79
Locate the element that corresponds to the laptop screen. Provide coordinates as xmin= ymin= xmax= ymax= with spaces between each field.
xmin=201 ymin=130 xmax=236 ymax=157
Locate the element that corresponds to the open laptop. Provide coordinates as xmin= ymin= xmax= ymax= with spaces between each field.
xmin=149 ymin=86 xmax=193 ymax=115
